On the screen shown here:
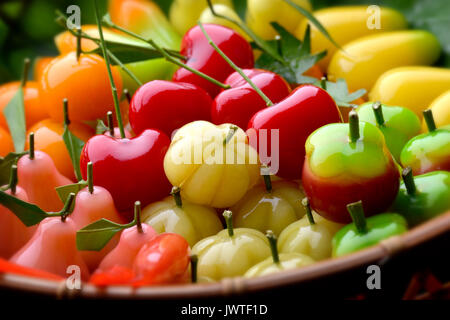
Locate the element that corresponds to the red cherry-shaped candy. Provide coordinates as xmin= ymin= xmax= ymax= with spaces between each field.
xmin=212 ymin=69 xmax=291 ymax=129
xmin=172 ymin=24 xmax=254 ymax=98
xmin=129 ymin=80 xmax=212 ymax=137
xmin=248 ymin=85 xmax=341 ymax=179
xmin=80 ymin=129 xmax=171 ymax=218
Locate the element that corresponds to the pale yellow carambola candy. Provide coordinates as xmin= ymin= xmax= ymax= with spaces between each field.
xmin=164 ymin=121 xmax=260 ymax=208
xmin=199 ymin=4 xmax=250 ymax=41
xmin=141 ymin=188 xmax=223 ymax=247
xmin=192 ymin=211 xmax=271 ymax=281
xmin=169 ymin=0 xmax=233 ymax=35
xmin=231 ymin=179 xmax=306 ymax=236
xmin=278 ymin=211 xmax=343 ymax=261
xmin=244 ymin=252 xmax=314 ymax=278
xmin=246 ymin=0 xmax=312 ymax=40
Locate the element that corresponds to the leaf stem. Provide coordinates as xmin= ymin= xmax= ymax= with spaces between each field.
xmin=171 ymin=186 xmax=182 ymax=208
xmin=266 ymin=230 xmax=280 ymax=264
xmin=302 ymin=197 xmax=315 ymax=225
xmin=198 ymin=22 xmax=273 ymax=106
xmin=423 ymin=109 xmax=436 ymax=132
xmin=107 ymin=49 xmax=143 ymax=87
xmin=94 ymin=0 xmax=125 ymax=139
xmin=348 ymin=110 xmax=360 ymax=143
xmin=223 ymin=210 xmax=234 ymax=237
xmin=346 ymin=201 xmax=367 ymax=234
xmin=372 ymin=101 xmax=385 ymax=127
xmin=402 ymin=167 xmax=416 ymax=196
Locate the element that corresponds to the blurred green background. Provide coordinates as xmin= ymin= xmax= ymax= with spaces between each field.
xmin=0 ymin=0 xmax=448 ymax=84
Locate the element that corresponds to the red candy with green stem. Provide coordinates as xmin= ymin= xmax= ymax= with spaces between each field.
xmin=172 ymin=24 xmax=254 ymax=97
xmin=80 ymin=7 xmax=172 ymax=218
xmin=302 ymin=111 xmax=400 ymax=223
xmin=129 ymin=80 xmax=212 ymax=137
xmin=212 ymin=69 xmax=291 ymax=130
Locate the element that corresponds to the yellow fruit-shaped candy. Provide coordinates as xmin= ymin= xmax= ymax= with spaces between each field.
xmin=169 ymin=0 xmax=233 ymax=35
xmin=328 ymin=30 xmax=441 ymax=92
xmin=192 ymin=211 xmax=270 ymax=281
xmin=199 ymin=4 xmax=250 ymax=41
xmin=244 ymin=231 xmax=314 ymax=278
xmin=164 ymin=121 xmax=260 ymax=208
xmin=295 ymin=6 xmax=407 ymax=72
xmin=369 ymin=67 xmax=450 ymax=118
xmin=142 ymin=187 xmax=223 ymax=247
xmin=231 ymin=178 xmax=306 ymax=236
xmin=278 ymin=200 xmax=343 ymax=261
xmin=246 ymin=0 xmax=312 ymax=40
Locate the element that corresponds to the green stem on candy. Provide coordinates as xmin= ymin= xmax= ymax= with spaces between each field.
xmin=224 ymin=125 xmax=238 ymax=145
xmin=275 ymin=35 xmax=282 ymax=56
xmin=423 ymin=109 xmax=436 ymax=132
xmin=60 ymin=192 xmax=76 ymax=222
xmin=372 ymin=101 xmax=385 ymax=127
xmin=262 ymin=165 xmax=272 ymax=193
xmin=348 ymin=110 xmax=360 ymax=143
xmin=134 ymin=201 xmax=143 ymax=233
xmin=320 ymin=77 xmax=327 ymax=91
xmin=198 ymin=22 xmax=274 ymax=107
xmin=20 ymin=58 xmax=30 ymax=88
xmin=190 ymin=254 xmax=198 ymax=283
xmin=302 ymin=197 xmax=315 ymax=225
xmin=223 ymin=210 xmax=234 ymax=237
xmin=106 ymin=111 xmax=114 ymax=137
xmin=87 ymin=162 xmax=94 ymax=194
xmin=9 ymin=165 xmax=18 ymax=195
xmin=76 ymin=27 xmax=82 ymax=61
xmin=266 ymin=230 xmax=280 ymax=264
xmin=402 ymin=167 xmax=416 ymax=196
xmin=107 ymin=49 xmax=143 ymax=87
xmin=123 ymin=89 xmax=131 ymax=104
xmin=104 ymin=20 xmax=230 ymax=90
xmin=63 ymin=98 xmax=70 ymax=126
xmin=346 ymin=201 xmax=367 ymax=234
xmin=94 ymin=0 xmax=125 ymax=139
xmin=29 ymin=132 xmax=35 ymax=160
xmin=171 ymin=186 xmax=182 ymax=208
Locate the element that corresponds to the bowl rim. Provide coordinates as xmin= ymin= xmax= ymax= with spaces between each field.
xmin=1 ymin=211 xmax=449 ymax=299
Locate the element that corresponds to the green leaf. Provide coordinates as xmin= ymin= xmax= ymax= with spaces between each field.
xmin=320 ymin=78 xmax=367 ymax=107
xmin=282 ymin=0 xmax=342 ymax=50
xmin=62 ymin=126 xmax=85 ymax=182
xmin=88 ymin=42 xmax=162 ymax=65
xmin=0 ymin=190 xmax=49 ymax=226
xmin=55 ymin=181 xmax=87 ymax=211
xmin=96 ymin=119 xmax=108 ymax=134
xmin=76 ymin=219 xmax=129 ymax=251
xmin=255 ymin=23 xmax=326 ymax=84
xmin=0 ymin=152 xmax=27 ymax=186
xmin=2 ymin=87 xmax=26 ymax=152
